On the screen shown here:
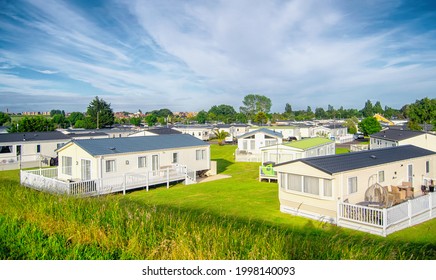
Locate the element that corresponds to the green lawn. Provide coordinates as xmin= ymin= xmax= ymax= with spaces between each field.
xmin=127 ymin=145 xmax=311 ymax=228
xmin=335 ymin=147 xmax=350 ymax=154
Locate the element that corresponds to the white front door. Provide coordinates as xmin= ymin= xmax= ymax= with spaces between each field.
xmin=407 ymin=164 xmax=413 ymax=184
xmin=81 ymin=159 xmax=91 ymax=181
xmin=152 ymin=155 xmax=159 ymax=176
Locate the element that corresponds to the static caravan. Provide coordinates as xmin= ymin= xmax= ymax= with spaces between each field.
xmin=56 ymin=134 xmax=211 ymax=183
xmin=274 ymin=145 xmax=435 ymax=223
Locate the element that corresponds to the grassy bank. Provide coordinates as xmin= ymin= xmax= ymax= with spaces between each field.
xmin=1 ymin=145 xmax=435 ymax=259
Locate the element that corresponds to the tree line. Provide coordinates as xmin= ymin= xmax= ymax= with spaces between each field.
xmin=0 ymin=95 xmax=434 ymax=133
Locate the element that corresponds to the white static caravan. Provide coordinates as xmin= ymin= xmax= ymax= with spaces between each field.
xmin=274 ymin=145 xmax=436 ymax=236
xmin=235 ymin=128 xmax=283 ymax=162
xmin=370 ymin=128 xmax=436 ymax=152
xmin=260 ymin=137 xmax=335 ymax=165
xmin=56 ymin=134 xmax=210 ymax=184
xmin=0 ymin=131 xmax=71 ymax=170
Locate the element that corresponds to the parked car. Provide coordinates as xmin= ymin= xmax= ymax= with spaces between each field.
xmin=354 ymin=133 xmax=364 ymax=140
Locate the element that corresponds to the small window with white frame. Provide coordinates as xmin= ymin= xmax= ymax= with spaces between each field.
xmin=62 ymin=156 xmax=72 ymax=175
xmin=378 ymin=171 xmax=385 ymax=183
xmin=348 ymin=177 xmax=357 ymax=194
xmin=196 ymin=149 xmax=206 ymax=160
xmin=105 ymin=160 xmax=116 ymax=173
xmin=172 ymin=152 xmax=178 ymax=163
xmin=138 ymin=156 xmax=147 ymax=168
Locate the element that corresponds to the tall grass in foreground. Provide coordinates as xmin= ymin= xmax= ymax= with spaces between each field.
xmin=1 ymin=179 xmax=435 ymax=260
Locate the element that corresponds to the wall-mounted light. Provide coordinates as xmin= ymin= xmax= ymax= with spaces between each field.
xmin=76 ymin=161 xmax=78 ymax=165
xmin=125 ymin=160 xmax=129 ymax=165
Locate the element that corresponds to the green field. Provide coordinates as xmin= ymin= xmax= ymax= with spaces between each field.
xmin=1 ymin=144 xmax=435 ymax=259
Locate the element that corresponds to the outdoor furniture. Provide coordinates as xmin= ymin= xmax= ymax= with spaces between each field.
xmin=421 ymin=185 xmax=428 ymax=195
xmin=405 ymin=187 xmax=414 ymax=199
xmin=390 ymin=186 xmax=405 ymax=204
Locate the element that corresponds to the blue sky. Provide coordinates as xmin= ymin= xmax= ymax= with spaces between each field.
xmin=1 ymin=0 xmax=435 ymax=113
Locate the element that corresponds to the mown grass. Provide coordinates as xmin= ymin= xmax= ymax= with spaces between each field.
xmin=1 ymin=144 xmax=435 ymax=259
xmin=336 ymin=147 xmax=350 ymax=154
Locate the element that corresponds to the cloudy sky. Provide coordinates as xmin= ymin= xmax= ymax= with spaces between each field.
xmin=1 ymin=0 xmax=435 ymax=113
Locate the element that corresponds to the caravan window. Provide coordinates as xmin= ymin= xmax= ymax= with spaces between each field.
xmin=348 ymin=177 xmax=358 ymax=194
xmin=105 ymin=160 xmax=116 ymax=173
xmin=62 ymin=156 xmax=72 ymax=175
xmin=138 ymin=156 xmax=147 ymax=168
xmin=0 ymin=146 xmax=12 ymax=153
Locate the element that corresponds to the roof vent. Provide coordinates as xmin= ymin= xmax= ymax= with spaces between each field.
xmin=370 ymin=155 xmax=377 ymax=159
xmin=109 ymin=147 xmax=116 ymax=151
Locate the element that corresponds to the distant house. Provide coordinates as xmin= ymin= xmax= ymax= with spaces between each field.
xmin=259 ymin=137 xmax=335 ymax=181
xmin=0 ymin=131 xmax=71 ymax=170
xmin=313 ymin=124 xmax=348 ymax=140
xmin=66 ymin=131 xmax=109 ymax=140
xmin=128 ymin=128 xmax=182 ymax=137
xmin=370 ymin=128 xmax=436 ymax=152
xmin=274 ymin=145 xmax=436 ymax=235
xmin=235 ymin=128 xmax=283 ymax=162
xmin=214 ymin=124 xmax=250 ymax=142
xmin=260 ymin=137 xmax=335 ymax=164
xmin=63 ymin=127 xmax=137 ymax=138
xmin=251 ymin=126 xmax=300 ymax=141
xmin=173 ymin=125 xmax=213 ymax=141
xmin=0 ymin=126 xmax=8 ymax=134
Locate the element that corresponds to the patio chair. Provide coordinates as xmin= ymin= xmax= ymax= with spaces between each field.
xmin=405 ymin=187 xmax=414 ymax=199
xmin=421 ymin=185 xmax=428 ymax=195
xmin=390 ymin=186 xmax=403 ymax=204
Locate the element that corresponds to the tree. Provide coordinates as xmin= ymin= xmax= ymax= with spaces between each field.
xmin=8 ymin=116 xmax=55 ymax=132
xmin=358 ymin=117 xmax=382 ymax=136
xmin=361 ymin=100 xmax=374 ymax=117
xmin=253 ymin=111 xmax=268 ymax=125
xmin=52 ymin=113 xmax=69 ymax=128
xmin=0 ymin=112 xmax=11 ymax=125
xmin=213 ymin=129 xmax=229 ymax=146
xmin=343 ymin=118 xmax=358 ymax=134
xmin=196 ymin=110 xmax=208 ymax=124
xmin=373 ymin=101 xmax=384 ymax=115
xmin=50 ymin=109 xmax=65 ymax=117
xmin=208 ymin=104 xmax=237 ymax=123
xmin=407 ymin=120 xmax=422 ymax=131
xmin=239 ymin=94 xmax=272 ymax=120
xmin=145 ymin=114 xmax=158 ymax=127
xmin=67 ymin=112 xmax=85 ymax=127
xmin=150 ymin=108 xmax=173 ymax=118
xmin=407 ymin=97 xmax=436 ymax=129
xmin=315 ymin=107 xmax=327 ymax=119
xmin=284 ymin=103 xmax=292 ymax=114
xmin=130 ymin=117 xmax=142 ymax=127
xmin=86 ymin=96 xmax=114 ymax=129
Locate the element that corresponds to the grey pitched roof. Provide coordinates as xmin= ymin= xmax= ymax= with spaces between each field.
xmin=276 ymin=145 xmax=435 ymax=175
xmin=237 ymin=128 xmax=283 ymax=139
xmin=323 ymin=124 xmax=345 ymax=130
xmin=215 ymin=124 xmax=249 ymax=128
xmin=371 ymin=129 xmax=427 ymax=141
xmin=68 ymin=132 xmax=109 ymax=138
xmin=0 ymin=131 xmax=71 ymax=143
xmin=69 ymin=134 xmax=209 ymax=156
xmin=146 ymin=128 xmax=182 ymax=135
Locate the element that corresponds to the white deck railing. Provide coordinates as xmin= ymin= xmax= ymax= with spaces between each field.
xmin=338 ymin=192 xmax=436 ymax=236
xmin=20 ymin=165 xmax=194 ymax=196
